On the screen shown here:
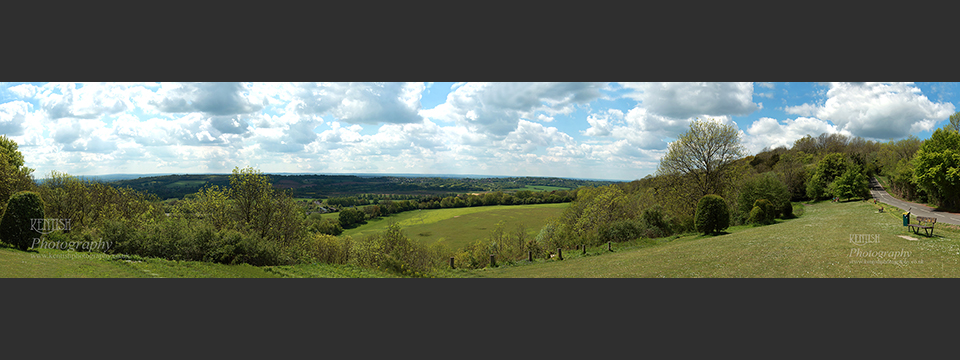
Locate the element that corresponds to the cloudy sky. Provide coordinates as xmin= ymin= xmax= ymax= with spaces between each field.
xmin=0 ymin=82 xmax=956 ymax=181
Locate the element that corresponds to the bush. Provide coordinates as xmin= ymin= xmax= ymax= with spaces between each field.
xmin=104 ymin=217 xmax=286 ymax=266
xmin=737 ymin=173 xmax=791 ymax=222
xmin=639 ymin=205 xmax=670 ymax=238
xmin=749 ymin=199 xmax=776 ymax=225
xmin=525 ymin=238 xmax=545 ymax=259
xmin=747 ymin=206 xmax=764 ymax=225
xmin=0 ymin=191 xmax=46 ymax=251
xmin=100 ymin=218 xmax=140 ymax=253
xmin=694 ymin=194 xmax=729 ymax=235
xmin=308 ymin=217 xmax=343 ymax=236
xmin=599 ymin=219 xmax=642 ymax=243
xmin=781 ymin=202 xmax=795 ymax=219
xmin=453 ymin=240 xmax=492 ymax=269
xmin=309 ymin=233 xmax=352 ymax=265
xmin=344 ymin=223 xmax=441 ymax=275
xmin=338 ymin=208 xmax=366 ymax=229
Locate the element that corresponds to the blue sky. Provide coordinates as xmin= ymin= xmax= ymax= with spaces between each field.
xmin=0 ymin=82 xmax=956 ymax=181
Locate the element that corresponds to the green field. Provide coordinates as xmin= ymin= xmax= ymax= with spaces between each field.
xmin=505 ymin=185 xmax=571 ymax=192
xmin=340 ymin=203 xmax=569 ymax=251
xmin=478 ymin=200 xmax=960 ymax=278
xmin=164 ymin=180 xmax=208 ymax=188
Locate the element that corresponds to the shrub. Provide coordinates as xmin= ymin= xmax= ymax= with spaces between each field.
xmin=639 ymin=205 xmax=670 ymax=238
xmin=599 ymin=219 xmax=642 ymax=243
xmin=758 ymin=199 xmax=776 ymax=224
xmin=100 ymin=218 xmax=140 ymax=254
xmin=746 ymin=199 xmax=776 ymax=225
xmin=338 ymin=208 xmax=366 ymax=229
xmin=308 ymin=218 xmax=343 ymax=236
xmin=0 ymin=191 xmax=46 ymax=251
xmin=453 ymin=240 xmax=492 ymax=269
xmin=104 ymin=217 xmax=286 ymax=266
xmin=310 ymin=233 xmax=352 ymax=265
xmin=747 ymin=206 xmax=763 ymax=225
xmin=525 ymin=238 xmax=545 ymax=259
xmin=694 ymin=194 xmax=729 ymax=235
xmin=781 ymin=202 xmax=795 ymax=219
xmin=535 ymin=222 xmax=561 ymax=251
xmin=737 ymin=173 xmax=791 ymax=222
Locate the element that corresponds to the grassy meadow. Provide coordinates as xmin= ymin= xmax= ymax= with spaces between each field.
xmin=340 ymin=203 xmax=569 ymax=251
xmin=478 ymin=200 xmax=960 ymax=278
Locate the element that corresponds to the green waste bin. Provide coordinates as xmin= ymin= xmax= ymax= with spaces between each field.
xmin=903 ymin=213 xmax=909 ymax=226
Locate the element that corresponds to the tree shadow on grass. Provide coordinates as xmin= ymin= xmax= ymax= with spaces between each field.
xmin=0 ymin=243 xmax=39 ymax=253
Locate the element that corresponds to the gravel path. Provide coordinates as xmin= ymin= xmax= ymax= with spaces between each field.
xmin=869 ymin=177 xmax=960 ymax=226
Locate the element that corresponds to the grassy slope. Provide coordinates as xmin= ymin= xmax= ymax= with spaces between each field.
xmin=340 ymin=203 xmax=569 ymax=250
xmin=0 ymin=247 xmax=400 ymax=278
xmin=11 ymin=199 xmax=959 ymax=278
xmin=0 ymin=248 xmax=280 ymax=278
xmin=478 ymin=200 xmax=960 ymax=278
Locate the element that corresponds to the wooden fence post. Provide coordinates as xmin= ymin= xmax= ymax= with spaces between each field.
xmin=450 ymin=257 xmax=455 ymax=269
xmin=558 ymin=248 xmax=563 ymax=260
xmin=528 ymin=251 xmax=533 ymax=262
xmin=608 ymin=241 xmax=612 ymax=251
xmin=582 ymin=244 xmax=586 ymax=255
xmin=490 ymin=254 xmax=496 ymax=267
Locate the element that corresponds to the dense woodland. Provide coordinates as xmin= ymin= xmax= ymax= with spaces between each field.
xmin=1 ymin=112 xmax=959 ymax=275
xmin=104 ymin=173 xmax=613 ymax=200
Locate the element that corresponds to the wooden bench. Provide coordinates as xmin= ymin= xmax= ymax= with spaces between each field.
xmin=907 ymin=216 xmax=937 ymax=237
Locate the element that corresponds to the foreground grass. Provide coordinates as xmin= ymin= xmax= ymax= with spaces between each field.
xmin=0 ymin=248 xmax=283 ymax=278
xmin=341 ymin=203 xmax=569 ymax=250
xmin=0 ymin=247 xmax=400 ymax=278
xmin=478 ymin=200 xmax=960 ymax=278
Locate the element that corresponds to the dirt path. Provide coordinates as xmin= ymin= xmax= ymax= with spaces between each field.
xmin=870 ymin=177 xmax=960 ymax=226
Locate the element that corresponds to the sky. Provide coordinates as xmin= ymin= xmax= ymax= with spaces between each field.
xmin=0 ymin=82 xmax=957 ymax=182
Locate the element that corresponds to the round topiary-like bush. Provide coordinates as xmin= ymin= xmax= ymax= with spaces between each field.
xmin=780 ymin=201 xmax=795 ymax=219
xmin=748 ymin=199 xmax=776 ymax=225
xmin=747 ymin=206 xmax=765 ymax=225
xmin=758 ymin=199 xmax=776 ymax=224
xmin=0 ymin=191 xmax=46 ymax=251
xmin=695 ymin=194 xmax=729 ymax=235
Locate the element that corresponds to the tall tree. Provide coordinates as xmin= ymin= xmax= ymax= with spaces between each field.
xmin=947 ymin=111 xmax=960 ymax=133
xmin=656 ymin=119 xmax=746 ymax=201
xmin=913 ymin=128 xmax=960 ymax=209
xmin=0 ymin=136 xmax=35 ymax=214
xmin=0 ymin=135 xmax=25 ymax=169
xmin=228 ymin=166 xmax=272 ymax=226
xmin=792 ymin=134 xmax=818 ymax=154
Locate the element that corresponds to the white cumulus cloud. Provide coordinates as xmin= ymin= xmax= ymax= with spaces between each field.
xmin=619 ymin=82 xmax=760 ymax=119
xmin=785 ymin=82 xmax=955 ymax=140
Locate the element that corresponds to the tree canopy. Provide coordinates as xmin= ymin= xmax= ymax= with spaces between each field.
xmin=947 ymin=111 xmax=960 ymax=133
xmin=913 ymin=128 xmax=960 ymax=209
xmin=657 ymin=119 xmax=746 ymax=200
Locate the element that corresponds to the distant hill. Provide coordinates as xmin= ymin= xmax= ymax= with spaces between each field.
xmin=102 ymin=173 xmax=618 ymax=200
